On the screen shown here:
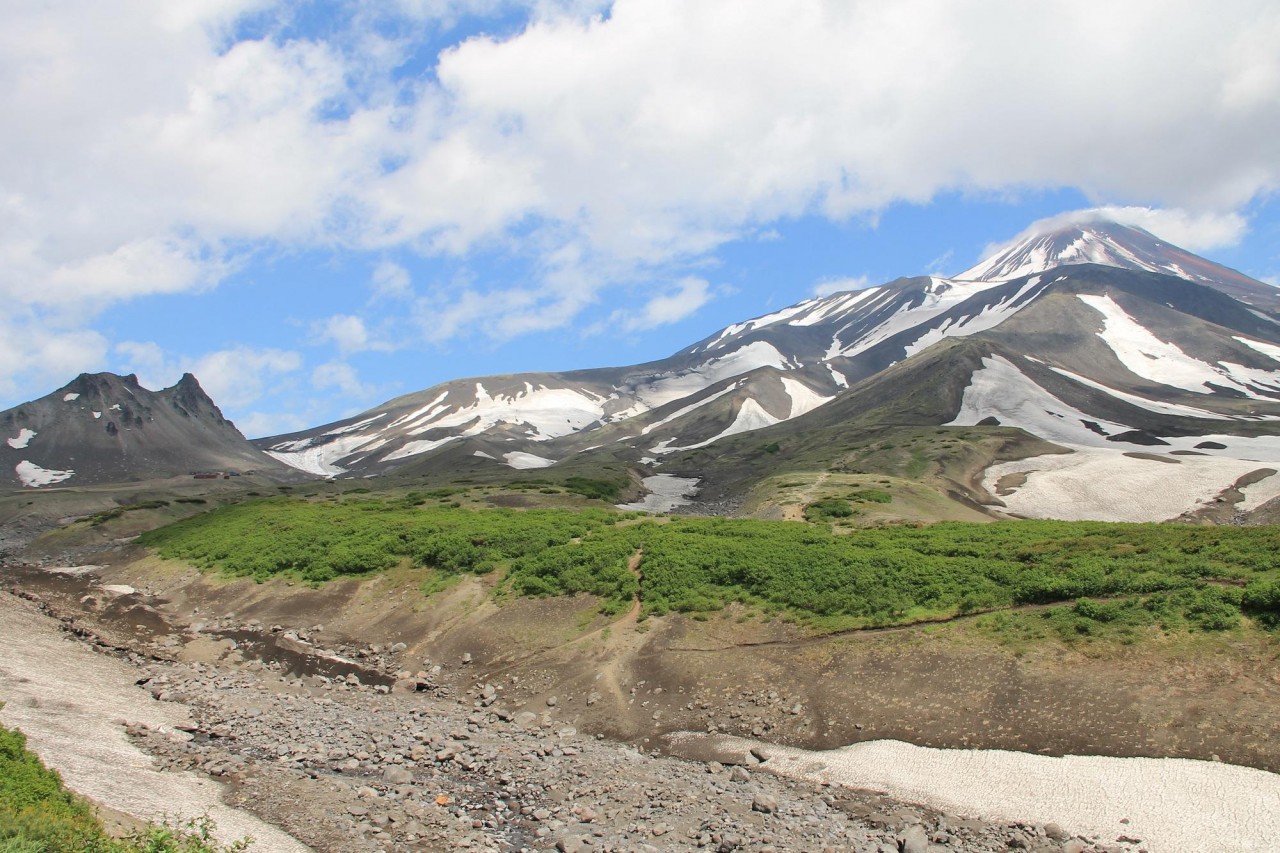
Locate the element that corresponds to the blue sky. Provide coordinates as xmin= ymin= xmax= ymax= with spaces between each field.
xmin=3 ymin=1 xmax=1279 ymax=437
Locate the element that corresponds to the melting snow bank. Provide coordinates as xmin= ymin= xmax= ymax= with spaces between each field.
xmin=14 ymin=460 xmax=74 ymax=487
xmin=984 ymin=449 xmax=1277 ymax=522
xmin=616 ymin=474 xmax=700 ymax=513
xmin=0 ymin=592 xmax=309 ymax=853
xmin=668 ymin=733 xmax=1280 ymax=853
xmin=503 ymin=451 xmax=556 ymax=469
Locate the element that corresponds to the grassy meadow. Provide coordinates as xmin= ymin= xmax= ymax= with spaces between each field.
xmin=136 ymin=496 xmax=1280 ymax=641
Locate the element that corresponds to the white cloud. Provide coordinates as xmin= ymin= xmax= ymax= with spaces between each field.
xmin=813 ymin=275 xmax=873 ymax=297
xmin=371 ymin=260 xmax=413 ymax=299
xmin=235 ymin=410 xmax=311 ymax=440
xmin=0 ymin=313 xmax=108 ymax=399
xmin=606 ymin=277 xmax=716 ymax=333
xmin=315 ymin=314 xmax=371 ymax=354
xmin=984 ymin=207 xmax=1250 ymax=260
xmin=115 ymin=341 xmax=301 ymax=409
xmin=311 ymin=360 xmax=371 ymax=398
xmin=189 ymin=347 xmax=302 ymax=409
xmin=5 ymin=0 xmax=1280 ymax=391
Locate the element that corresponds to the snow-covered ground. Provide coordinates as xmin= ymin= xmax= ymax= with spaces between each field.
xmin=1078 ymin=295 xmax=1280 ymax=398
xmin=653 ymin=399 xmax=779 ymax=454
xmin=616 ymin=474 xmax=700 ymax=513
xmin=675 ymin=735 xmax=1280 ymax=853
xmin=14 ymin=460 xmax=74 ymax=487
xmin=503 ymin=451 xmax=555 ymax=469
xmin=951 ymin=353 xmax=1280 ymax=520
xmin=983 ymin=450 xmax=1271 ymax=522
xmin=6 ymin=427 xmax=36 ymax=449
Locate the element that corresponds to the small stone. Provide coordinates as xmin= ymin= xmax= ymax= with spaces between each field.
xmin=1044 ymin=822 xmax=1068 ymax=842
xmin=546 ymin=696 xmax=558 ymax=707
xmin=729 ymin=766 xmax=750 ymax=783
xmin=382 ymin=765 xmax=413 ymax=784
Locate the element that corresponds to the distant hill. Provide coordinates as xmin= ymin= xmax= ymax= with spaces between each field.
xmin=1 ymin=372 xmax=296 ymax=488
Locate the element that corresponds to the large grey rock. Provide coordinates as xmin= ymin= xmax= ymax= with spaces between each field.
xmin=897 ymin=824 xmax=929 ymax=853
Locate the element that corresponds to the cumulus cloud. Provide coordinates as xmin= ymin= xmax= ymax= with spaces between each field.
xmin=315 ymin=315 xmax=371 ymax=354
xmin=601 ymin=277 xmax=717 ymax=333
xmin=115 ymin=341 xmax=302 ymax=409
xmin=0 ymin=313 xmax=109 ymax=398
xmin=371 ymin=261 xmax=413 ymax=300
xmin=6 ymin=0 xmax=1280 ymax=398
xmin=311 ymin=360 xmax=372 ymax=398
xmin=980 ymin=207 xmax=1251 ymax=262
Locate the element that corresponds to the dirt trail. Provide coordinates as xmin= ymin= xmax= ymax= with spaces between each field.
xmin=781 ymin=472 xmax=831 ymax=520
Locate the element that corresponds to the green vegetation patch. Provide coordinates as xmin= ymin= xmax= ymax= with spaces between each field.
xmin=138 ymin=500 xmax=1280 ymax=633
xmin=803 ymin=498 xmax=856 ymax=522
xmin=84 ymin=499 xmax=172 ymax=527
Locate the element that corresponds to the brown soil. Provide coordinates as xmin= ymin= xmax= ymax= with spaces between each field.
xmin=9 ymin=555 xmax=1280 ymax=779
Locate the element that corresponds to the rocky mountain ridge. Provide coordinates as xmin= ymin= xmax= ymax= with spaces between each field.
xmin=0 ymin=372 xmax=294 ymax=488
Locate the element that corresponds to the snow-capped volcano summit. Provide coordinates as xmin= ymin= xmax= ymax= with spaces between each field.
xmin=958 ymin=217 xmax=1279 ymax=311
xmin=252 ymin=214 xmax=1280 ymax=480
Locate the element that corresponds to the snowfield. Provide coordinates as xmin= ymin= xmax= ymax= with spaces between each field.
xmin=14 ymin=460 xmax=75 ymax=487
xmin=952 ymin=355 xmax=1280 ymax=520
xmin=1079 ymin=294 xmax=1280 ymax=398
xmin=6 ymin=428 xmax=36 ymax=449
xmin=680 ymin=736 xmax=1280 ymax=853
xmin=616 ymin=474 xmax=700 ymax=513
xmin=982 ymin=450 xmax=1272 ymax=522
xmin=502 ymin=451 xmax=556 ymax=469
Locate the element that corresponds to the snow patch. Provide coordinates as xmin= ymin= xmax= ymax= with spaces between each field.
xmin=835 ymin=279 xmax=1004 ymax=360
xmin=387 ymin=392 xmax=449 ymax=429
xmin=6 ymin=428 xmax=36 ymax=449
xmin=636 ymin=341 xmax=793 ymax=409
xmin=15 ymin=460 xmax=74 ymax=487
xmin=779 ymin=377 xmax=832 ymax=418
xmin=472 ymin=450 xmax=496 ymax=460
xmin=92 ymin=411 xmax=102 ymax=419
xmin=948 ymin=356 xmax=1126 ymax=448
xmin=1045 ymin=366 xmax=1231 ymax=421
xmin=380 ymin=436 xmax=459 ymax=462
xmin=984 ymin=450 xmax=1276 ymax=522
xmin=616 ymin=474 xmax=700 ymax=513
xmin=503 ymin=451 xmax=556 ymax=469
xmin=1239 ymin=472 xmax=1280 ymax=512
xmin=641 ymin=385 xmax=739 ymax=435
xmin=404 ymin=384 xmax=606 ymax=441
xmin=683 ymin=734 xmax=1280 ymax=853
xmin=826 ymin=364 xmax=849 ymax=388
xmin=654 ymin=398 xmax=781 ymax=454
xmin=63 ymin=392 xmax=79 ymax=401
xmin=1079 ymin=295 xmax=1280 ymax=398
xmin=903 ymin=277 xmax=1044 ymax=357
xmin=1233 ymin=336 xmax=1280 ymax=362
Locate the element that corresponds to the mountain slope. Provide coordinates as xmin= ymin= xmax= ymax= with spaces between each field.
xmin=0 ymin=373 xmax=295 ymax=488
xmin=257 ymin=217 xmax=1280 ymax=502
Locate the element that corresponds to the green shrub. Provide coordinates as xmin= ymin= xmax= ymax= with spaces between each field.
xmin=804 ymin=498 xmax=854 ymax=521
